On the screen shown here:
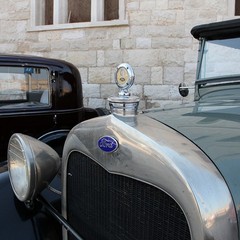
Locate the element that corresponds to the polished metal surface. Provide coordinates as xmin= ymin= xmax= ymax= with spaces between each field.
xmin=109 ymin=63 xmax=140 ymax=117
xmin=108 ymin=95 xmax=140 ymax=117
xmin=62 ymin=114 xmax=238 ymax=240
xmin=8 ymin=133 xmax=60 ymax=201
xmin=115 ymin=63 xmax=135 ymax=92
xmin=8 ymin=134 xmax=32 ymax=201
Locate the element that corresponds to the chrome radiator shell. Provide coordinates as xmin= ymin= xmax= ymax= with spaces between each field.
xmin=62 ymin=114 xmax=238 ymax=240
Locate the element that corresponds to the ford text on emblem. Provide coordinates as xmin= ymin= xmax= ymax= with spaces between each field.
xmin=98 ymin=136 xmax=119 ymax=153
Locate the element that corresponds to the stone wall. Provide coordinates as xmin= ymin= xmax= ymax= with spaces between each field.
xmin=0 ymin=0 xmax=236 ymax=109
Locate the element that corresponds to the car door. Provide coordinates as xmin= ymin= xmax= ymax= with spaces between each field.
xmin=0 ymin=65 xmax=55 ymax=161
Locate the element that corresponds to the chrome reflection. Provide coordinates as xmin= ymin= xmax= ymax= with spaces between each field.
xmin=62 ymin=114 xmax=238 ymax=240
xmin=8 ymin=133 xmax=60 ymax=202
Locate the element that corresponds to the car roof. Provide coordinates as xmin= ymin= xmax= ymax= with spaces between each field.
xmin=191 ymin=18 xmax=240 ymax=40
xmin=0 ymin=54 xmax=74 ymax=69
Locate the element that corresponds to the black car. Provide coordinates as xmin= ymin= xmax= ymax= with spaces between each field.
xmin=0 ymin=54 xmax=103 ymax=161
xmin=1 ymin=19 xmax=240 ymax=240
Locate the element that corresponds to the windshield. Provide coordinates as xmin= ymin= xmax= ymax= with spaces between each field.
xmin=199 ymin=37 xmax=240 ymax=80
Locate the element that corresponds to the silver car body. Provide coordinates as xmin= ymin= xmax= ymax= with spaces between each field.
xmin=62 ymin=113 xmax=238 ymax=240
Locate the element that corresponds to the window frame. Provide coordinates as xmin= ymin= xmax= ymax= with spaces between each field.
xmin=236 ymin=0 xmax=240 ymax=15
xmin=0 ymin=65 xmax=51 ymax=109
xmin=30 ymin=0 xmax=128 ymax=31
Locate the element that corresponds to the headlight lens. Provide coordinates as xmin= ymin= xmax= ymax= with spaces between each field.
xmin=8 ymin=133 xmax=60 ymax=202
xmin=8 ymin=134 xmax=34 ymax=201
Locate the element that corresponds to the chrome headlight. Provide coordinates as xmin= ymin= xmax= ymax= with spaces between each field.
xmin=8 ymin=133 xmax=60 ymax=202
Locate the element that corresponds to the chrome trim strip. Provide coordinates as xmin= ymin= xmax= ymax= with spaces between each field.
xmin=0 ymin=107 xmax=84 ymax=116
xmin=62 ymin=114 xmax=238 ymax=240
xmin=38 ymin=129 xmax=70 ymax=141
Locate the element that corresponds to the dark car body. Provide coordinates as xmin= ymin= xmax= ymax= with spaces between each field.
xmin=1 ymin=18 xmax=240 ymax=240
xmin=0 ymin=54 xmax=100 ymax=161
xmin=0 ymin=166 xmax=62 ymax=240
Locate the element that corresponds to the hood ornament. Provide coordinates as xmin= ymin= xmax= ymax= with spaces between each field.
xmin=115 ymin=63 xmax=135 ymax=96
xmin=108 ymin=63 xmax=140 ymax=117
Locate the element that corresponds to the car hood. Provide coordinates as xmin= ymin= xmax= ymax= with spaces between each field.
xmin=145 ymin=101 xmax=240 ymax=219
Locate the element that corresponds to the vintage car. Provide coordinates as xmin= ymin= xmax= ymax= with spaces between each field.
xmin=1 ymin=18 xmax=240 ymax=240
xmin=0 ymin=54 xmax=105 ymax=161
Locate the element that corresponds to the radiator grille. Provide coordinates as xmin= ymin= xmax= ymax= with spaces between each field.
xmin=67 ymin=152 xmax=191 ymax=240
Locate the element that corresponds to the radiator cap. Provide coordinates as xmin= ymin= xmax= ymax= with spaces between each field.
xmin=108 ymin=63 xmax=139 ymax=117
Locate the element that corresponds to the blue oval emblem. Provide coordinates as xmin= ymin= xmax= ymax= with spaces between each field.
xmin=98 ymin=136 xmax=118 ymax=153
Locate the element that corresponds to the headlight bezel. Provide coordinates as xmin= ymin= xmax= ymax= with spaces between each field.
xmin=8 ymin=133 xmax=60 ymax=202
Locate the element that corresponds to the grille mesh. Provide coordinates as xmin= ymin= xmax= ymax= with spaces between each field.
xmin=67 ymin=152 xmax=191 ymax=240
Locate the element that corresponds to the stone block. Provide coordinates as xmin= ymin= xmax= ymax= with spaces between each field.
xmin=152 ymin=36 xmax=192 ymax=49
xmin=89 ymin=67 xmax=111 ymax=84
xmin=130 ymin=26 xmax=146 ymax=37
xmin=0 ymin=44 xmax=17 ymax=53
xmin=130 ymin=12 xmax=151 ymax=25
xmin=144 ymin=85 xmax=170 ymax=100
xmin=88 ymin=39 xmax=113 ymax=50
xmin=82 ymin=84 xmax=100 ymax=98
xmin=61 ymin=30 xmax=85 ymax=40
xmin=140 ymin=1 xmax=156 ymax=10
xmin=123 ymin=49 xmax=159 ymax=67
xmin=136 ymin=37 xmax=151 ymax=49
xmin=169 ymin=0 xmax=184 ymax=9
xmin=164 ymin=66 xmax=184 ymax=84
xmin=39 ymin=31 xmax=61 ymax=41
xmin=30 ymin=42 xmax=51 ymax=52
xmin=151 ymin=67 xmax=163 ymax=84
xmin=151 ymin=10 xmax=176 ymax=26
xmin=100 ymin=84 xmax=119 ymax=99
xmin=134 ymin=67 xmax=151 ymax=84
xmin=66 ymin=51 xmax=96 ymax=67
xmin=105 ymin=50 xmax=123 ymax=66
xmin=51 ymin=41 xmax=70 ymax=51
xmin=46 ymin=51 xmax=67 ymax=60
xmin=161 ymin=49 xmax=185 ymax=66
xmin=127 ymin=2 xmax=139 ymax=10
xmin=120 ymin=38 xmax=136 ymax=49
xmin=78 ymin=67 xmax=88 ymax=83
xmin=97 ymin=50 xmax=105 ymax=67
xmin=17 ymin=42 xmax=30 ymax=52
xmin=88 ymin=98 xmax=107 ymax=109
xmin=130 ymin=85 xmax=143 ymax=98
xmin=69 ymin=40 xmax=89 ymax=50
xmin=113 ymin=39 xmax=121 ymax=49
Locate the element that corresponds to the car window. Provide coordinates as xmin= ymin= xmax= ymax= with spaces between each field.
xmin=199 ymin=37 xmax=240 ymax=80
xmin=0 ymin=66 xmax=50 ymax=109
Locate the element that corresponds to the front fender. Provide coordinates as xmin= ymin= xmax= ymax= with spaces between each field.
xmin=38 ymin=129 xmax=70 ymax=156
xmin=0 ymin=162 xmax=61 ymax=240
